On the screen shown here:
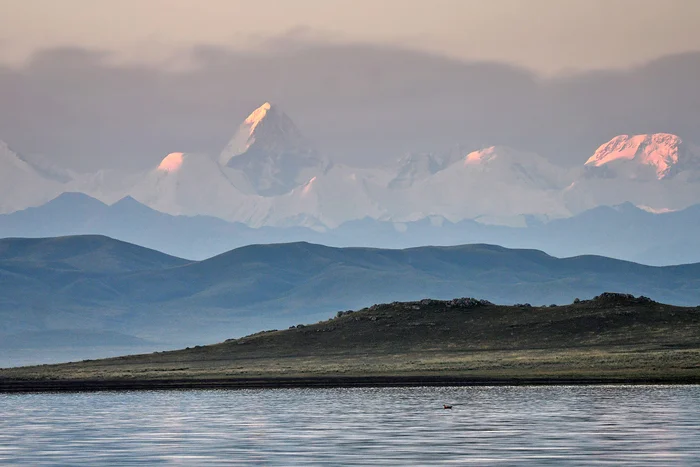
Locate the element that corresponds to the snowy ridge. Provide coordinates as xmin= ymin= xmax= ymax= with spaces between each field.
xmin=0 ymin=140 xmax=65 ymax=213
xmin=585 ymin=133 xmax=699 ymax=179
xmin=218 ymin=102 xmax=272 ymax=166
xmin=3 ymin=104 xmax=700 ymax=227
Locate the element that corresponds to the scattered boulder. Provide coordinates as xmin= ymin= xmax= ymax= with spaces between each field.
xmin=336 ymin=311 xmax=345 ymax=318
xmin=445 ymin=297 xmax=494 ymax=309
xmin=592 ymin=292 xmax=656 ymax=305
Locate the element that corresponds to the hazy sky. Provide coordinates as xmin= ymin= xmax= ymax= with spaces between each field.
xmin=1 ymin=0 xmax=699 ymax=171
xmin=3 ymin=0 xmax=700 ymax=73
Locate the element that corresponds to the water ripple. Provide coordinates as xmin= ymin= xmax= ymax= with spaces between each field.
xmin=0 ymin=385 xmax=699 ymax=465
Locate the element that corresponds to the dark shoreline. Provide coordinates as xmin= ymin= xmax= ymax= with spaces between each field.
xmin=2 ymin=375 xmax=699 ymax=393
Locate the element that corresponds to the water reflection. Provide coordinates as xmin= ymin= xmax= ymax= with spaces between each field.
xmin=0 ymin=386 xmax=698 ymax=465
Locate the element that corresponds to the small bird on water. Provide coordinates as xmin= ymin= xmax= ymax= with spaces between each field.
xmin=443 ymin=404 xmax=453 ymax=409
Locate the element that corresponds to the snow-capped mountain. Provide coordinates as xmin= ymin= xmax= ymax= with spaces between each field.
xmin=563 ymin=133 xmax=700 ymax=213
xmin=120 ymin=104 xmax=387 ymax=228
xmin=584 ymin=133 xmax=700 ymax=180
xmin=128 ymin=151 xmax=269 ymax=222
xmin=380 ymin=146 xmax=572 ymax=226
xmin=219 ymin=102 xmax=330 ymax=196
xmin=4 ymin=103 xmax=700 ymax=230
xmin=264 ymin=165 xmax=393 ymax=229
xmin=388 ymin=147 xmax=467 ymax=189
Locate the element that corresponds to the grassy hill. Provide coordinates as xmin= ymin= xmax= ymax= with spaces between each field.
xmin=2 ymin=293 xmax=699 ymax=390
xmin=2 ymin=236 xmax=700 ymax=367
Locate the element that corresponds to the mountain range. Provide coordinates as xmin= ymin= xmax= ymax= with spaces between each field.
xmin=2 ymin=191 xmax=700 ymax=265
xmin=2 ymin=235 xmax=700 ymax=367
xmin=3 ymin=103 xmax=700 ymax=230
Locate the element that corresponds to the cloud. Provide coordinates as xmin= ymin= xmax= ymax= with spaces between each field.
xmin=0 ymin=41 xmax=698 ymax=171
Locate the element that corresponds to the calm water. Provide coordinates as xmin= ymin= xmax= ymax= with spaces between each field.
xmin=1 ymin=386 xmax=699 ymax=465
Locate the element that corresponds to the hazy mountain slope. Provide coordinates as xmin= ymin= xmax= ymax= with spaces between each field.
xmin=1 ymin=235 xmax=699 ymax=366
xmin=2 ymin=236 xmax=700 ymax=342
xmin=0 ymin=192 xmax=108 ymax=236
xmin=0 ymin=236 xmax=192 ymax=366
xmin=326 ymin=202 xmax=700 ymax=265
xmin=0 ymin=192 xmax=328 ymax=260
xmin=4 ymin=193 xmax=700 ymax=265
xmin=0 ymin=330 xmax=151 ymax=350
xmin=519 ymin=203 xmax=700 ymax=265
xmin=0 ymin=235 xmax=189 ymax=273
xmin=91 ymin=241 xmax=700 ymax=310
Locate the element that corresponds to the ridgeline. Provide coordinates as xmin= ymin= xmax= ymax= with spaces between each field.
xmin=1 ymin=293 xmax=699 ymax=391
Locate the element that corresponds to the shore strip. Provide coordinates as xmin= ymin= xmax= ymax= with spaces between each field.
xmin=2 ymin=375 xmax=699 ymax=393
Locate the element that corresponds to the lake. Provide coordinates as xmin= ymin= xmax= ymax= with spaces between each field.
xmin=1 ymin=385 xmax=699 ymax=465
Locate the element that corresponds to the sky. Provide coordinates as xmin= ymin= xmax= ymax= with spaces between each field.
xmin=3 ymin=0 xmax=700 ymax=73
xmin=1 ymin=0 xmax=700 ymax=170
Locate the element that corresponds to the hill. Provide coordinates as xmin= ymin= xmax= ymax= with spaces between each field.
xmin=5 ymin=193 xmax=700 ymax=265
xmin=2 ymin=293 xmax=698 ymax=390
xmin=2 ymin=236 xmax=700 ymax=367
xmin=0 ymin=234 xmax=189 ymax=273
